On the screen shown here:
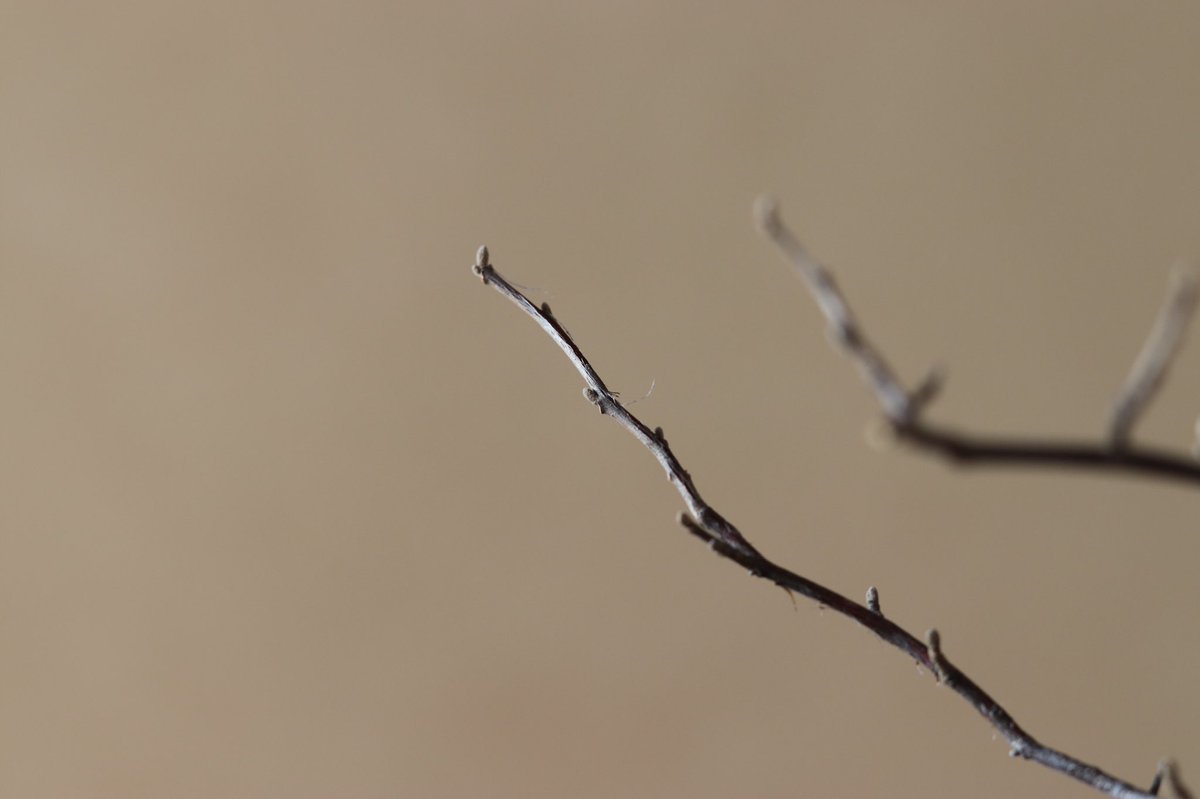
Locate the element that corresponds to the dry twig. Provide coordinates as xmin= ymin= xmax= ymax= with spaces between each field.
xmin=755 ymin=197 xmax=1200 ymax=486
xmin=471 ymin=244 xmax=1189 ymax=799
xmin=1110 ymin=268 xmax=1199 ymax=448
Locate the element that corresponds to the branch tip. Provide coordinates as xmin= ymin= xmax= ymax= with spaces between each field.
xmin=753 ymin=195 xmax=781 ymax=237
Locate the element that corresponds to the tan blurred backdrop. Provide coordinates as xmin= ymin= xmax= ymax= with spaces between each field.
xmin=2 ymin=2 xmax=1199 ymax=797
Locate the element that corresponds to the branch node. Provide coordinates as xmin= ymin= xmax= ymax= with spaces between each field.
xmin=1152 ymin=763 xmax=1166 ymax=796
xmin=866 ymin=585 xmax=882 ymax=615
xmin=909 ymin=365 xmax=947 ymax=416
xmin=1152 ymin=759 xmax=1194 ymax=799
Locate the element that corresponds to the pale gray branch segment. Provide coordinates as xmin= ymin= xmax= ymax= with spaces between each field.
xmin=471 ymin=245 xmax=1187 ymax=799
xmin=753 ymin=196 xmax=916 ymax=422
xmin=1110 ymin=268 xmax=1199 ymax=448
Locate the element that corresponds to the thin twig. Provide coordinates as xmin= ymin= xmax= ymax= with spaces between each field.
xmin=472 ymin=245 xmax=1181 ymax=799
xmin=472 ymin=246 xmax=760 ymax=562
xmin=1151 ymin=761 xmax=1195 ymax=799
xmin=754 ymin=198 xmax=1200 ymax=487
xmin=753 ymin=199 xmax=914 ymax=422
xmin=1111 ymin=268 xmax=1199 ymax=448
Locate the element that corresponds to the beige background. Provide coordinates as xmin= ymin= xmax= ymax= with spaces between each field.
xmin=2 ymin=3 xmax=1199 ymax=797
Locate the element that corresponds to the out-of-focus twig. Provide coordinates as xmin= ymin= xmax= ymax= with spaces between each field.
xmin=472 ymin=245 xmax=1183 ymax=799
xmin=1151 ymin=760 xmax=1195 ymax=799
xmin=1111 ymin=268 xmax=1199 ymax=448
xmin=755 ymin=198 xmax=1200 ymax=487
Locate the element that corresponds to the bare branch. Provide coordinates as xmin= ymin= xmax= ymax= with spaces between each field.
xmin=755 ymin=201 xmax=1200 ymax=487
xmin=754 ymin=197 xmax=915 ymax=422
xmin=1111 ymin=268 xmax=1199 ymax=448
xmin=473 ymin=248 xmax=1176 ymax=799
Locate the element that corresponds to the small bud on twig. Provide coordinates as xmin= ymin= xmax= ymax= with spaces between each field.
xmin=472 ymin=245 xmax=491 ymax=281
xmin=866 ymin=586 xmax=882 ymax=615
xmin=926 ymin=628 xmax=950 ymax=682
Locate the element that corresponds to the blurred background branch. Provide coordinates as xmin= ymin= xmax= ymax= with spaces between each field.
xmin=757 ymin=199 xmax=1200 ymax=487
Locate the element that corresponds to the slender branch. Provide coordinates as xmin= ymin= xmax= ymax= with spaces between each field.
xmin=1111 ymin=268 xmax=1199 ymax=448
xmin=753 ymin=200 xmax=915 ymax=423
xmin=1151 ymin=761 xmax=1195 ymax=799
xmin=471 ymin=246 xmax=761 ymax=562
xmin=754 ymin=198 xmax=1200 ymax=487
xmin=471 ymin=245 xmax=1183 ymax=799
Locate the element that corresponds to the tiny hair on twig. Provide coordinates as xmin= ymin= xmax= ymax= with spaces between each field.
xmin=472 ymin=247 xmax=1184 ymax=799
xmin=755 ymin=199 xmax=1200 ymax=487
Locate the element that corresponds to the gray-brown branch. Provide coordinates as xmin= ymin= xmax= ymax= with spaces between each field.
xmin=471 ymin=246 xmax=1184 ymax=799
xmin=754 ymin=198 xmax=1200 ymax=487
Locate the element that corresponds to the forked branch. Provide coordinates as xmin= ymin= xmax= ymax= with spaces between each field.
xmin=471 ymin=245 xmax=1188 ymax=799
xmin=754 ymin=197 xmax=1200 ymax=486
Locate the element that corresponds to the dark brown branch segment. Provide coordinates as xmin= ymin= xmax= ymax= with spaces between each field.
xmin=754 ymin=198 xmax=1200 ymax=488
xmin=896 ymin=421 xmax=1200 ymax=485
xmin=471 ymin=246 xmax=1184 ymax=799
